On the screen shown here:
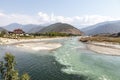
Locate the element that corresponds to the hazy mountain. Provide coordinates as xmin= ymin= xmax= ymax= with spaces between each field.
xmin=0 ymin=23 xmax=85 ymax=35
xmin=28 ymin=26 xmax=45 ymax=33
xmin=1 ymin=23 xmax=42 ymax=33
xmin=38 ymin=23 xmax=82 ymax=35
xmin=22 ymin=24 xmax=43 ymax=33
xmin=81 ymin=20 xmax=120 ymax=35
xmin=0 ymin=27 xmax=7 ymax=32
xmin=2 ymin=23 xmax=22 ymax=31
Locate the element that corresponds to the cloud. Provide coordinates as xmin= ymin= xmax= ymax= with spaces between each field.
xmin=0 ymin=13 xmax=6 ymax=17
xmin=76 ymin=15 xmax=120 ymax=25
xmin=0 ymin=12 xmax=40 ymax=26
xmin=71 ymin=15 xmax=120 ymax=26
xmin=37 ymin=12 xmax=120 ymax=26
xmin=38 ymin=12 xmax=50 ymax=22
xmin=38 ymin=12 xmax=73 ymax=24
xmin=0 ymin=12 xmax=120 ymax=27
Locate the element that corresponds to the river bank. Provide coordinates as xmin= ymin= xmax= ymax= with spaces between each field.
xmin=0 ymin=37 xmax=64 ymax=51
xmin=0 ymin=37 xmax=66 ymax=45
xmin=16 ymin=42 xmax=62 ymax=51
xmin=87 ymin=42 xmax=120 ymax=56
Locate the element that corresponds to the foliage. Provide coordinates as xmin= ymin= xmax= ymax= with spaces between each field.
xmin=0 ymin=53 xmax=30 ymax=80
xmin=0 ymin=31 xmax=6 ymax=37
xmin=80 ymin=36 xmax=120 ymax=43
xmin=32 ymin=32 xmax=75 ymax=37
xmin=20 ymin=73 xmax=30 ymax=80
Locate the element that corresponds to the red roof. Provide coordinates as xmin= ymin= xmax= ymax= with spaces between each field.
xmin=13 ymin=29 xmax=25 ymax=34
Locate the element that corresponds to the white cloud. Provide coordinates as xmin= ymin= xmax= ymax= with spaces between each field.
xmin=0 ymin=13 xmax=6 ymax=17
xmin=0 ymin=12 xmax=120 ymax=27
xmin=38 ymin=12 xmax=73 ymax=24
xmin=38 ymin=12 xmax=50 ymax=22
xmin=37 ymin=12 xmax=120 ymax=26
xmin=71 ymin=15 xmax=120 ymax=26
xmin=0 ymin=13 xmax=39 ymax=26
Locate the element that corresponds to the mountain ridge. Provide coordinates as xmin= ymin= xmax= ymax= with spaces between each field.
xmin=1 ymin=23 xmax=44 ymax=33
xmin=81 ymin=20 xmax=120 ymax=35
xmin=38 ymin=23 xmax=82 ymax=35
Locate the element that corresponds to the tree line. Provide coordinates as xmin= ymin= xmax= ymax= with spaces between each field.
xmin=31 ymin=32 xmax=77 ymax=37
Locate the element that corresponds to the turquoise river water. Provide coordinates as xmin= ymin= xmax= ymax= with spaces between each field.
xmin=0 ymin=37 xmax=120 ymax=80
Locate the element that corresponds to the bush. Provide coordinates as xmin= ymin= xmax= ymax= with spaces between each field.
xmin=0 ymin=53 xmax=30 ymax=80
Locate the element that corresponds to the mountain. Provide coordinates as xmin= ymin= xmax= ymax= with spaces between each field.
xmin=28 ymin=26 xmax=45 ymax=33
xmin=1 ymin=23 xmax=43 ymax=33
xmin=0 ymin=27 xmax=7 ymax=32
xmin=81 ymin=20 xmax=120 ymax=35
xmin=2 ymin=23 xmax=23 ymax=31
xmin=38 ymin=23 xmax=82 ymax=35
xmin=22 ymin=24 xmax=38 ymax=32
xmin=1 ymin=23 xmax=82 ymax=35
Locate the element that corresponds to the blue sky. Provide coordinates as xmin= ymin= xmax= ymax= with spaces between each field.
xmin=0 ymin=0 xmax=120 ymax=27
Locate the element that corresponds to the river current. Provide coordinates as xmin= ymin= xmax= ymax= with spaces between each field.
xmin=0 ymin=37 xmax=120 ymax=80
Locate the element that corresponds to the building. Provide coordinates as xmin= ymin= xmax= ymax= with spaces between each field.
xmin=13 ymin=29 xmax=25 ymax=34
xmin=7 ymin=29 xmax=27 ymax=38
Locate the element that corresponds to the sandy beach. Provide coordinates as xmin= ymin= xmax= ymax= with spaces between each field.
xmin=16 ymin=42 xmax=62 ymax=51
xmin=87 ymin=42 xmax=120 ymax=56
xmin=0 ymin=37 xmax=64 ymax=51
xmin=0 ymin=37 xmax=65 ymax=45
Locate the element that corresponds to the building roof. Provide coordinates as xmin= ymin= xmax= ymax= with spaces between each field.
xmin=13 ymin=29 xmax=25 ymax=34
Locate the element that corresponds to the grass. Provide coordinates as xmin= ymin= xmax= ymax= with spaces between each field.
xmin=80 ymin=36 xmax=120 ymax=43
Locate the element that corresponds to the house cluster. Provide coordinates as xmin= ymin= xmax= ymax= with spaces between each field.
xmin=7 ymin=29 xmax=28 ymax=39
xmin=8 ymin=29 xmax=25 ymax=35
xmin=0 ymin=28 xmax=30 ymax=38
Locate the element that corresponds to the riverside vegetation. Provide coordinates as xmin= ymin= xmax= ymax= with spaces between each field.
xmin=80 ymin=33 xmax=120 ymax=43
xmin=0 ymin=53 xmax=30 ymax=80
xmin=0 ymin=31 xmax=77 ymax=39
xmin=80 ymin=36 xmax=120 ymax=43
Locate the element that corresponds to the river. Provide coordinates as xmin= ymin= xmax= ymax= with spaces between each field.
xmin=0 ymin=37 xmax=120 ymax=80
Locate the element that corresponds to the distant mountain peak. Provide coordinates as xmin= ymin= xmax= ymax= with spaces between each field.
xmin=1 ymin=23 xmax=43 ymax=33
xmin=38 ymin=23 xmax=83 ymax=35
xmin=82 ymin=20 xmax=120 ymax=35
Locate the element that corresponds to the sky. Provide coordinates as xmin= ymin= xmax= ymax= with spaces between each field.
xmin=0 ymin=0 xmax=120 ymax=28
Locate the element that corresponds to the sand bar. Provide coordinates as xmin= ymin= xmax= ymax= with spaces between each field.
xmin=16 ymin=42 xmax=62 ymax=51
xmin=87 ymin=42 xmax=120 ymax=56
xmin=0 ymin=37 xmax=65 ymax=45
xmin=0 ymin=37 xmax=64 ymax=51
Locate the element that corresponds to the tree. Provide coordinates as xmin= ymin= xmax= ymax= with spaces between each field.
xmin=0 ymin=31 xmax=6 ymax=37
xmin=0 ymin=53 xmax=30 ymax=80
xmin=20 ymin=73 xmax=30 ymax=80
xmin=3 ymin=53 xmax=19 ymax=80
